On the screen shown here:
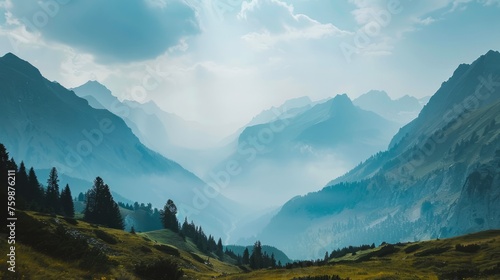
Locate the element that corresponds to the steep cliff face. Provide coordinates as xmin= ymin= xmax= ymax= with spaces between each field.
xmin=448 ymin=157 xmax=500 ymax=236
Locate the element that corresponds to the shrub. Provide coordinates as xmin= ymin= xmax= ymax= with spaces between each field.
xmin=134 ymin=258 xmax=184 ymax=280
xmin=414 ymin=247 xmax=450 ymax=257
xmin=404 ymin=244 xmax=421 ymax=254
xmin=153 ymin=244 xmax=180 ymax=257
xmin=455 ymin=243 xmax=481 ymax=253
xmin=63 ymin=217 xmax=78 ymax=225
xmin=94 ymin=229 xmax=119 ymax=245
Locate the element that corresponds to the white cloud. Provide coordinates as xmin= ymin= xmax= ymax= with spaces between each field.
xmin=238 ymin=0 xmax=349 ymax=50
xmin=415 ymin=16 xmax=436 ymax=25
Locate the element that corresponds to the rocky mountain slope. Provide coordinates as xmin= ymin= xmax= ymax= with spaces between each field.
xmin=259 ymin=50 xmax=500 ymax=259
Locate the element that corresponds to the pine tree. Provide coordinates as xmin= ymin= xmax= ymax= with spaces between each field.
xmin=242 ymin=248 xmax=250 ymax=265
xmin=217 ymin=238 xmax=224 ymax=259
xmin=130 ymin=225 xmax=136 ymax=234
xmin=160 ymin=199 xmax=179 ymax=232
xmin=77 ymin=192 xmax=85 ymax=202
xmin=45 ymin=167 xmax=61 ymax=214
xmin=60 ymin=184 xmax=75 ymax=217
xmin=16 ymin=162 xmax=29 ymax=209
xmin=250 ymin=241 xmax=263 ymax=269
xmin=27 ymin=167 xmax=44 ymax=210
xmin=0 ymin=144 xmax=10 ymax=216
xmin=84 ymin=177 xmax=124 ymax=229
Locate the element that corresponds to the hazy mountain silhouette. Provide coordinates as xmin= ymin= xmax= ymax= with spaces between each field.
xmin=0 ymin=53 xmax=236 ymax=237
xmin=259 ymin=50 xmax=500 ymax=259
xmin=71 ymin=80 xmax=228 ymax=175
xmin=211 ymin=93 xmax=400 ymax=219
xmin=353 ymin=90 xmax=423 ymax=124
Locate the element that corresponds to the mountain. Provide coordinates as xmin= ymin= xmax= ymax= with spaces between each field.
xmin=211 ymin=94 xmax=400 ymax=213
xmin=259 ymin=50 xmax=500 ymax=259
xmin=353 ymin=90 xmax=423 ymax=124
xmin=71 ymin=81 xmax=224 ymax=175
xmin=0 ymin=53 xmax=235 ymax=237
xmin=247 ymin=96 xmax=313 ymax=127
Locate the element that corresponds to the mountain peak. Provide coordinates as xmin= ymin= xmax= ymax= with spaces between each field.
xmin=331 ymin=93 xmax=352 ymax=105
xmin=0 ymin=52 xmax=42 ymax=78
xmin=79 ymin=80 xmax=111 ymax=92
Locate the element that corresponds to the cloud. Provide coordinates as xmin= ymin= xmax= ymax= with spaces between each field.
xmin=415 ymin=16 xmax=436 ymax=25
xmin=238 ymin=0 xmax=349 ymax=50
xmin=6 ymin=0 xmax=200 ymax=63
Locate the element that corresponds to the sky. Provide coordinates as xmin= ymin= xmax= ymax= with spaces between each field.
xmin=1 ymin=0 xmax=500 ymax=135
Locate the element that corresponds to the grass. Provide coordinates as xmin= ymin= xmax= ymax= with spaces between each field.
xmin=0 ymin=211 xmax=242 ymax=280
xmin=1 ymin=211 xmax=499 ymax=279
xmin=219 ymin=230 xmax=500 ymax=280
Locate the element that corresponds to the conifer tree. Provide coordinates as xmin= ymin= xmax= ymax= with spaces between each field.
xmin=45 ymin=167 xmax=61 ymax=214
xmin=160 ymin=199 xmax=179 ymax=232
xmin=250 ymin=241 xmax=263 ymax=269
xmin=16 ymin=162 xmax=29 ymax=209
xmin=60 ymin=184 xmax=75 ymax=217
xmin=242 ymin=248 xmax=250 ymax=265
xmin=27 ymin=167 xmax=44 ymax=210
xmin=84 ymin=177 xmax=124 ymax=229
xmin=217 ymin=238 xmax=224 ymax=259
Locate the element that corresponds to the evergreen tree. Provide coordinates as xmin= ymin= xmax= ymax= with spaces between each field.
xmin=160 ymin=199 xmax=179 ymax=232
xmin=16 ymin=162 xmax=29 ymax=209
xmin=217 ymin=238 xmax=224 ymax=259
xmin=250 ymin=241 xmax=263 ymax=269
xmin=77 ymin=192 xmax=85 ymax=202
xmin=27 ymin=167 xmax=43 ymax=210
xmin=0 ymin=144 xmax=10 ymax=219
xmin=60 ymin=184 xmax=75 ymax=217
xmin=45 ymin=167 xmax=61 ymax=214
xmin=242 ymin=248 xmax=250 ymax=265
xmin=84 ymin=177 xmax=124 ymax=229
xmin=130 ymin=225 xmax=136 ymax=234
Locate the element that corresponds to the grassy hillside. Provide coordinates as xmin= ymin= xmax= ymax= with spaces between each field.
xmin=0 ymin=211 xmax=242 ymax=280
xmin=1 ymin=211 xmax=498 ymax=279
xmin=220 ymin=230 xmax=500 ymax=280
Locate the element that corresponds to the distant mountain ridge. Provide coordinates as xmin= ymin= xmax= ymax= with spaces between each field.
xmin=0 ymin=53 xmax=235 ymax=238
xmin=211 ymin=92 xmax=400 ymax=217
xmin=259 ymin=50 xmax=500 ymax=259
xmin=71 ymin=80 xmax=227 ymax=176
xmin=353 ymin=90 xmax=424 ymax=124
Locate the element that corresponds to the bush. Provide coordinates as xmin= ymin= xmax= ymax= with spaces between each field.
xmin=94 ymin=229 xmax=119 ymax=245
xmin=414 ymin=247 xmax=450 ymax=257
xmin=439 ymin=268 xmax=479 ymax=280
xmin=153 ymin=244 xmax=180 ymax=257
xmin=134 ymin=258 xmax=184 ymax=280
xmin=63 ymin=217 xmax=78 ymax=225
xmin=292 ymin=275 xmax=348 ymax=280
xmin=139 ymin=245 xmax=152 ymax=253
xmin=455 ymin=243 xmax=481 ymax=253
xmin=404 ymin=244 xmax=421 ymax=254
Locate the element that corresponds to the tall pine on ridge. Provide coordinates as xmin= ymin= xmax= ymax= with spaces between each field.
xmin=45 ymin=167 xmax=61 ymax=214
xmin=60 ymin=184 xmax=75 ymax=218
xmin=84 ymin=176 xmax=124 ymax=229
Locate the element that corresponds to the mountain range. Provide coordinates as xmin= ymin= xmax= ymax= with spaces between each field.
xmin=353 ymin=90 xmax=428 ymax=124
xmin=0 ymin=53 xmax=235 ymax=238
xmin=70 ymin=80 xmax=225 ymax=176
xmin=212 ymin=93 xmax=401 ymax=211
xmin=258 ymin=50 xmax=500 ymax=259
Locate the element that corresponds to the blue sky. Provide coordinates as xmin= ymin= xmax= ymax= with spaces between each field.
xmin=0 ymin=0 xmax=499 ymax=134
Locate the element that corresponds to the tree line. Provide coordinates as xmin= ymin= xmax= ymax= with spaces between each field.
xmin=0 ymin=144 xmax=74 ymax=217
xmin=0 ymin=143 xmax=123 ymax=230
